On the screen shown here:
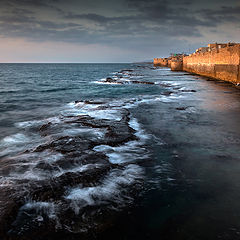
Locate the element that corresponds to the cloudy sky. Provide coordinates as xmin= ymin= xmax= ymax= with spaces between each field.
xmin=0 ymin=0 xmax=239 ymax=62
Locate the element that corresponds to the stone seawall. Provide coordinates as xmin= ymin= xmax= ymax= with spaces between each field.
xmin=183 ymin=45 xmax=240 ymax=84
xmin=153 ymin=58 xmax=168 ymax=67
xmin=170 ymin=58 xmax=183 ymax=71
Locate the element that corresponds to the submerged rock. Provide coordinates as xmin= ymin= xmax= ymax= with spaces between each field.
xmin=176 ymin=107 xmax=188 ymax=111
xmin=0 ymin=100 xmax=145 ymax=240
xmin=180 ymin=89 xmax=196 ymax=93
xmin=131 ymin=80 xmax=155 ymax=85
xmin=106 ymin=77 xmax=116 ymax=82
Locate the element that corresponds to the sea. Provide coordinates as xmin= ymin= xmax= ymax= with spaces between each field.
xmin=1 ymin=63 xmax=240 ymax=240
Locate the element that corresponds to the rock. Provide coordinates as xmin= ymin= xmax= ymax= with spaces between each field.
xmin=119 ymin=69 xmax=133 ymax=73
xmin=0 ymin=188 xmax=22 ymax=239
xmin=176 ymin=107 xmax=187 ymax=111
xmin=162 ymin=91 xmax=174 ymax=96
xmin=105 ymin=77 xmax=115 ymax=82
xmin=131 ymin=80 xmax=155 ymax=85
xmin=0 ymin=101 xmax=143 ymax=239
xmin=84 ymin=100 xmax=104 ymax=105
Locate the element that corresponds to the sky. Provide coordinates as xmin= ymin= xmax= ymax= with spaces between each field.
xmin=0 ymin=0 xmax=239 ymax=62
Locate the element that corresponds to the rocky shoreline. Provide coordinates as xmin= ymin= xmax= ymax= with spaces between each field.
xmin=0 ymin=100 xmax=146 ymax=240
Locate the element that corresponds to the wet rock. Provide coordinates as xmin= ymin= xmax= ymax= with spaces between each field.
xmin=181 ymin=89 xmax=196 ymax=93
xmin=34 ymin=136 xmax=92 ymax=154
xmin=84 ymin=100 xmax=105 ymax=105
xmin=119 ymin=69 xmax=133 ymax=73
xmin=105 ymin=77 xmax=115 ymax=82
xmin=162 ymin=91 xmax=174 ymax=96
xmin=39 ymin=122 xmax=52 ymax=136
xmin=0 ymin=188 xmax=23 ymax=239
xmin=30 ymin=166 xmax=114 ymax=202
xmin=0 ymin=100 xmax=144 ymax=239
xmin=131 ymin=80 xmax=155 ymax=85
xmin=101 ymin=77 xmax=123 ymax=84
xmin=176 ymin=107 xmax=187 ymax=111
xmin=39 ymin=122 xmax=52 ymax=132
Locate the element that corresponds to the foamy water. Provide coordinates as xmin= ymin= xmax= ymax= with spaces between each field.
xmin=0 ymin=63 xmax=206 ymax=239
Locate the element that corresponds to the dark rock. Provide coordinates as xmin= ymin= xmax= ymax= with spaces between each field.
xmin=180 ymin=89 xmax=196 ymax=93
xmin=0 ymin=187 xmax=23 ymax=239
xmin=119 ymin=69 xmax=134 ymax=73
xmin=131 ymin=80 xmax=154 ymax=85
xmin=84 ymin=100 xmax=105 ymax=105
xmin=105 ymin=77 xmax=115 ymax=82
xmin=39 ymin=122 xmax=52 ymax=132
xmin=176 ymin=107 xmax=187 ymax=111
xmin=162 ymin=91 xmax=174 ymax=96
xmin=0 ymin=101 xmax=144 ymax=239
xmin=30 ymin=166 xmax=113 ymax=202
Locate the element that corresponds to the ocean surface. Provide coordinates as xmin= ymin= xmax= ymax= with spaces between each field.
xmin=1 ymin=63 xmax=240 ymax=239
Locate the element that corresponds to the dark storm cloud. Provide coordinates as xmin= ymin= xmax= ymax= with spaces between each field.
xmin=1 ymin=0 xmax=64 ymax=15
xmin=65 ymin=13 xmax=111 ymax=23
xmin=0 ymin=0 xmax=238 ymax=47
xmin=126 ymin=0 xmax=216 ymax=27
xmin=198 ymin=6 xmax=240 ymax=23
xmin=2 ymin=0 xmax=60 ymax=7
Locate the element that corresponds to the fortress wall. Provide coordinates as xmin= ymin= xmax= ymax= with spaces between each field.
xmin=183 ymin=45 xmax=240 ymax=84
xmin=171 ymin=60 xmax=183 ymax=71
xmin=154 ymin=58 xmax=168 ymax=67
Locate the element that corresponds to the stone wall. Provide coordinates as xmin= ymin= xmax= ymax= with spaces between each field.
xmin=171 ymin=59 xmax=183 ymax=71
xmin=183 ymin=44 xmax=240 ymax=84
xmin=153 ymin=58 xmax=168 ymax=67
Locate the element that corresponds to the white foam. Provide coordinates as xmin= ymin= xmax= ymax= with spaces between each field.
xmin=65 ymin=164 xmax=143 ymax=214
xmin=94 ymin=140 xmax=149 ymax=164
xmin=21 ymin=201 xmax=56 ymax=219
xmin=5 ymin=151 xmax=63 ymax=181
xmin=16 ymin=117 xmax=61 ymax=129
xmin=186 ymin=106 xmax=197 ymax=113
xmin=63 ymin=102 xmax=122 ymax=121
xmin=94 ymin=81 xmax=121 ymax=85
xmin=13 ymin=151 xmax=63 ymax=164
xmin=0 ymin=177 xmax=14 ymax=187
xmin=10 ymin=170 xmax=46 ymax=181
xmin=1 ymin=133 xmax=29 ymax=145
xmin=129 ymin=118 xmax=150 ymax=141
xmin=15 ymin=120 xmax=43 ymax=128
xmin=62 ymin=128 xmax=105 ymax=139
xmin=88 ymin=109 xmax=121 ymax=121
xmin=93 ymin=145 xmax=113 ymax=152
xmin=54 ymin=164 xmax=101 ymax=177
xmin=106 ymin=151 xmax=147 ymax=164
xmin=93 ymin=116 xmax=150 ymax=164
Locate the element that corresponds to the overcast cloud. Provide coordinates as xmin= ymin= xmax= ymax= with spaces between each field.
xmin=0 ymin=0 xmax=238 ymax=62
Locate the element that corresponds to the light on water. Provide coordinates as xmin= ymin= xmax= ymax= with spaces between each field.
xmin=1 ymin=63 xmax=240 ymax=240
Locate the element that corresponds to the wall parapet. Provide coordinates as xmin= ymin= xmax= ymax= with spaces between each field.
xmin=153 ymin=43 xmax=240 ymax=84
xmin=183 ymin=44 xmax=240 ymax=84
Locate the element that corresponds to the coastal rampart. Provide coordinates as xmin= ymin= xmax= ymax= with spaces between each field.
xmin=153 ymin=58 xmax=168 ymax=67
xmin=170 ymin=57 xmax=183 ymax=71
xmin=154 ymin=43 xmax=240 ymax=84
xmin=183 ymin=44 xmax=240 ymax=84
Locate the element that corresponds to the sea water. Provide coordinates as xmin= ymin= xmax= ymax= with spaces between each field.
xmin=1 ymin=63 xmax=240 ymax=239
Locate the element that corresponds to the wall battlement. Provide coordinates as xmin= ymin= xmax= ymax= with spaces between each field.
xmin=154 ymin=43 xmax=240 ymax=84
xmin=183 ymin=44 xmax=240 ymax=84
xmin=153 ymin=58 xmax=168 ymax=67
